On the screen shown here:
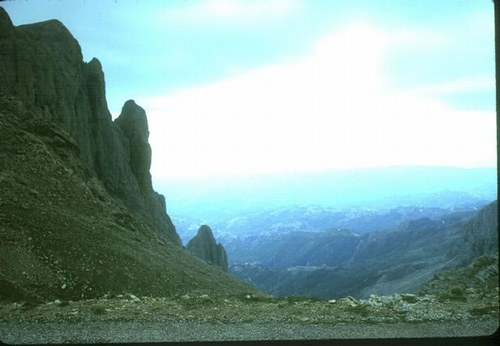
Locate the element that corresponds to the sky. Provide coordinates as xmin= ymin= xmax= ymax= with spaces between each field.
xmin=2 ymin=0 xmax=497 ymax=181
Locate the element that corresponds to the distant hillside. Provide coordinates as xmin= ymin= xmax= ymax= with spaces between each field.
xmin=208 ymin=205 xmax=479 ymax=266
xmin=231 ymin=201 xmax=497 ymax=299
xmin=0 ymin=8 xmax=256 ymax=302
xmin=174 ymin=199 xmax=490 ymax=245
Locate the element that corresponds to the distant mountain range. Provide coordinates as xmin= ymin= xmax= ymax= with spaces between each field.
xmin=229 ymin=201 xmax=498 ymax=299
xmin=157 ymin=166 xmax=496 ymax=223
xmin=168 ymin=178 xmax=497 ymax=300
xmin=172 ymin=190 xmax=493 ymax=244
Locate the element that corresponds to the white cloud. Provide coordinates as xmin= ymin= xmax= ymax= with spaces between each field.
xmin=409 ymin=76 xmax=495 ymax=96
xmin=140 ymin=21 xmax=496 ymax=179
xmin=155 ymin=0 xmax=297 ymax=25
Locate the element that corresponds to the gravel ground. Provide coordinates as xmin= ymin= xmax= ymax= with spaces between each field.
xmin=1 ymin=318 xmax=498 ymax=344
xmin=1 ymin=289 xmax=498 ymax=344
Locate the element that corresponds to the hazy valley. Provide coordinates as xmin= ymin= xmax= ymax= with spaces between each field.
xmin=170 ymin=186 xmax=497 ymax=300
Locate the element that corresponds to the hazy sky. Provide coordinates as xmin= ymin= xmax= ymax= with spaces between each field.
xmin=3 ymin=0 xmax=496 ymax=179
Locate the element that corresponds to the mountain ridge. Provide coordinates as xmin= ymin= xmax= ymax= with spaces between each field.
xmin=0 ymin=8 xmax=257 ymax=302
xmin=0 ymin=7 xmax=180 ymax=244
xmin=230 ymin=200 xmax=498 ymax=299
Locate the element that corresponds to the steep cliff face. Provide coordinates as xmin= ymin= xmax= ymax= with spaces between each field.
xmin=0 ymin=8 xmax=180 ymax=245
xmin=449 ymin=200 xmax=498 ymax=265
xmin=187 ymin=226 xmax=229 ymax=272
xmin=462 ymin=200 xmax=498 ymax=259
xmin=0 ymin=8 xmax=256 ymax=302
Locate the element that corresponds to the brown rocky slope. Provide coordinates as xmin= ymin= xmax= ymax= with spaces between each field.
xmin=0 ymin=8 xmax=257 ymax=303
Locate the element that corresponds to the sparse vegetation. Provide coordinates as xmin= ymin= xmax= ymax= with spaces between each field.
xmin=469 ymin=306 xmax=498 ymax=316
xmin=449 ymin=286 xmax=464 ymax=298
xmin=473 ymin=256 xmax=496 ymax=269
xmin=91 ymin=306 xmax=107 ymax=315
xmin=401 ymin=294 xmax=419 ymax=304
xmin=1 ymin=285 xmax=498 ymax=328
xmin=284 ymin=296 xmax=325 ymax=303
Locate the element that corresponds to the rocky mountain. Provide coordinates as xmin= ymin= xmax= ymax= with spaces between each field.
xmin=187 ymin=225 xmax=228 ymax=272
xmin=0 ymin=8 xmax=179 ymax=245
xmin=231 ymin=201 xmax=498 ymax=299
xmin=223 ymin=207 xmax=480 ymax=269
xmin=448 ymin=200 xmax=498 ymax=265
xmin=0 ymin=8 xmax=256 ymax=302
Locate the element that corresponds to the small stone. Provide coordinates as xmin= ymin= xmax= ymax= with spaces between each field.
xmin=12 ymin=302 xmax=24 ymax=309
xmin=346 ymin=296 xmax=359 ymax=307
xmin=128 ymin=294 xmax=140 ymax=302
xmin=338 ymin=296 xmax=358 ymax=308
xmin=328 ymin=299 xmax=336 ymax=304
xmin=61 ymin=283 xmax=67 ymax=289
xmin=54 ymin=299 xmax=62 ymax=305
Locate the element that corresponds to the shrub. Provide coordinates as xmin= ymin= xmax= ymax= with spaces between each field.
xmin=449 ymin=286 xmax=464 ymax=297
xmin=91 ymin=306 xmax=107 ymax=315
xmin=57 ymin=300 xmax=70 ymax=307
xmin=351 ymin=304 xmax=370 ymax=315
xmin=472 ymin=256 xmax=495 ymax=269
xmin=401 ymin=294 xmax=419 ymax=304
xmin=285 ymin=296 xmax=324 ymax=303
xmin=438 ymin=287 xmax=466 ymax=302
xmin=469 ymin=306 xmax=495 ymax=316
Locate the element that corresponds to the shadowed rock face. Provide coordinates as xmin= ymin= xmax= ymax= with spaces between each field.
xmin=115 ymin=100 xmax=152 ymax=193
xmin=449 ymin=200 xmax=498 ymax=265
xmin=0 ymin=8 xmax=180 ymax=245
xmin=187 ymin=226 xmax=229 ymax=272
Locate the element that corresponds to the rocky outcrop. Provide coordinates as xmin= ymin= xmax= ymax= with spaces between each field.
xmin=448 ymin=200 xmax=498 ymax=265
xmin=0 ymin=8 xmax=180 ymax=245
xmin=461 ymin=200 xmax=498 ymax=259
xmin=115 ymin=100 xmax=152 ymax=193
xmin=187 ymin=226 xmax=228 ymax=272
xmin=0 ymin=9 xmax=257 ymax=302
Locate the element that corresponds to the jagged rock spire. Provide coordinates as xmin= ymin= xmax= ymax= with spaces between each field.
xmin=187 ymin=225 xmax=229 ymax=272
